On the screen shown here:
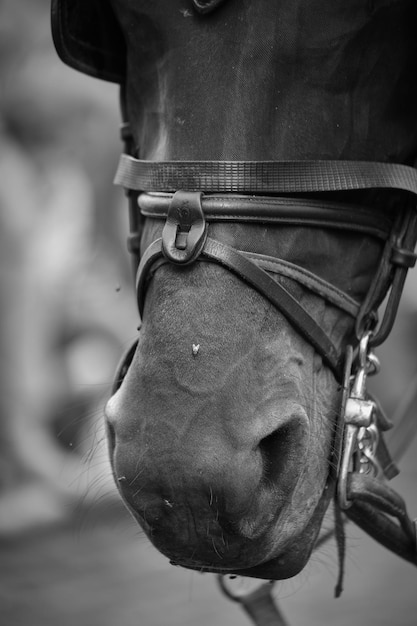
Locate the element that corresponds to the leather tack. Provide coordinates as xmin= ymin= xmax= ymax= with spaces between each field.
xmin=162 ymin=191 xmax=207 ymax=264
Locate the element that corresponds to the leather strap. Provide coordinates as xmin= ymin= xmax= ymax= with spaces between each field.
xmin=112 ymin=340 xmax=138 ymax=394
xmin=202 ymin=238 xmax=341 ymax=376
xmin=238 ymin=251 xmax=360 ymax=317
xmin=138 ymin=192 xmax=393 ymax=240
xmin=346 ymin=474 xmax=417 ymax=565
xmin=218 ymin=577 xmax=288 ymax=626
xmin=238 ymin=586 xmax=288 ymax=626
xmin=115 ymin=155 xmax=417 ymax=196
xmin=136 ymin=237 xmax=342 ymax=379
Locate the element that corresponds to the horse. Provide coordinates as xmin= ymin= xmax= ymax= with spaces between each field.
xmin=52 ymin=0 xmax=417 ymax=609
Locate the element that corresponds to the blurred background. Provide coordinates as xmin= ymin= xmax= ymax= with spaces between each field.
xmin=0 ymin=1 xmax=416 ymax=625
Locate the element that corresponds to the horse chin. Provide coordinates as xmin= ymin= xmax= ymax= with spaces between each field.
xmin=176 ymin=531 xmax=321 ymax=581
xmin=122 ymin=476 xmax=332 ymax=582
xmin=229 ymin=488 xmax=333 ymax=580
xmin=171 ymin=502 xmax=328 ymax=581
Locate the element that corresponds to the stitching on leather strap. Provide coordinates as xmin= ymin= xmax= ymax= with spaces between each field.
xmin=115 ymin=155 xmax=417 ymax=196
xmin=240 ymin=251 xmax=360 ymax=317
xmin=138 ymin=192 xmax=393 ymax=240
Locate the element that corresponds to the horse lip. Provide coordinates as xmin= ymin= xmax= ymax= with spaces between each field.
xmin=165 ymin=526 xmax=312 ymax=580
xmin=173 ymin=526 xmax=317 ymax=580
xmin=227 ymin=551 xmax=310 ymax=580
xmin=119 ymin=476 xmax=331 ymax=580
xmin=172 ymin=480 xmax=333 ymax=580
xmin=175 ymin=552 xmax=307 ymax=581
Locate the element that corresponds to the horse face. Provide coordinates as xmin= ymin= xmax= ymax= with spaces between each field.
xmin=104 ymin=0 xmax=409 ymax=578
xmin=106 ymin=218 xmax=383 ymax=578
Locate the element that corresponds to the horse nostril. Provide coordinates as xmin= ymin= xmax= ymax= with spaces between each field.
xmin=258 ymin=421 xmax=304 ymax=486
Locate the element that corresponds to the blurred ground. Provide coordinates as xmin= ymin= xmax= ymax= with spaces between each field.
xmin=0 ymin=2 xmax=416 ymax=625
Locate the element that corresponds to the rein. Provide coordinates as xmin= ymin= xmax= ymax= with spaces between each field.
xmin=115 ymin=118 xmax=417 ymax=623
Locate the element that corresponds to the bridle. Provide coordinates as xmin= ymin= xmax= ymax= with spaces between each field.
xmin=114 ymin=102 xmax=417 ymax=622
xmin=50 ymin=0 xmax=417 ymax=620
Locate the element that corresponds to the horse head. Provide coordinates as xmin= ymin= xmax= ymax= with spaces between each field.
xmin=107 ymin=217 xmax=385 ymax=579
xmin=53 ymin=0 xmax=417 ymax=581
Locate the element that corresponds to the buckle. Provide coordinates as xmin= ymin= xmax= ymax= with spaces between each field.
xmin=162 ymin=191 xmax=207 ymax=264
xmin=337 ymin=332 xmax=382 ymax=510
